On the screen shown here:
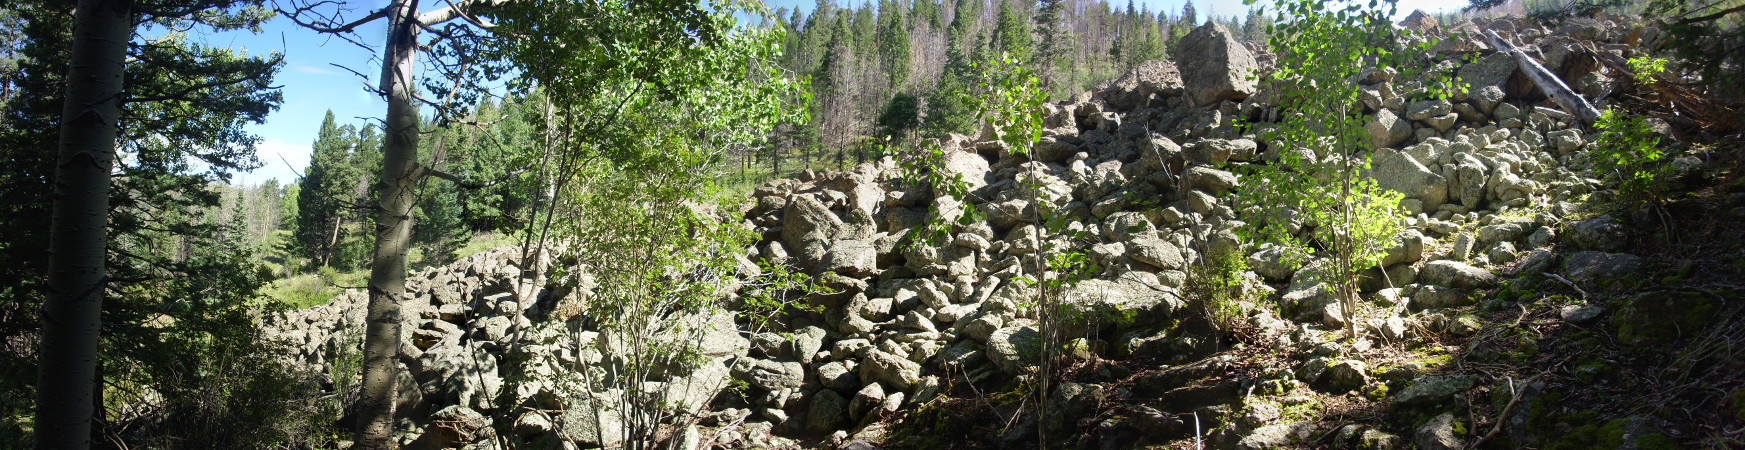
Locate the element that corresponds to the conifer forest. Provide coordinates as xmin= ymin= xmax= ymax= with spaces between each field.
xmin=0 ymin=0 xmax=1742 ymax=448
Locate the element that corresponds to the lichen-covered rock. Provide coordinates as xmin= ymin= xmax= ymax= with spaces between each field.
xmin=1367 ymin=109 xmax=1414 ymax=149
xmin=1178 ymin=22 xmax=1258 ymax=106
xmin=1614 ymin=290 xmax=1718 ymax=346
xmin=1420 ymin=260 xmax=1497 ymax=290
xmin=1563 ymin=251 xmax=1642 ymax=283
xmin=1098 ymin=60 xmax=1184 ymax=111
xmin=1415 ymin=412 xmax=1465 ymax=450
xmin=1566 ymin=214 xmax=1629 ymax=252
xmin=1372 ymin=150 xmax=1449 ymax=211
xmin=1395 ymin=374 xmax=1477 ymax=405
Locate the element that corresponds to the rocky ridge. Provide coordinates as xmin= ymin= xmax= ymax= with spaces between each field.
xmin=263 ymin=14 xmax=1740 ymax=450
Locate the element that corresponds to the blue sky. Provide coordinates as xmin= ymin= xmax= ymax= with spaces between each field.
xmin=216 ymin=0 xmax=1462 ymax=185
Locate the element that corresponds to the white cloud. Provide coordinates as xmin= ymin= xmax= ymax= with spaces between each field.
xmin=243 ymin=137 xmax=309 ymax=184
xmin=291 ymin=62 xmax=342 ymax=76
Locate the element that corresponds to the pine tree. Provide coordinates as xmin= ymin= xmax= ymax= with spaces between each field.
xmin=295 ymin=111 xmax=357 ymax=267
xmin=877 ymin=0 xmax=912 ymax=92
xmin=991 ymin=3 xmax=1032 ymax=62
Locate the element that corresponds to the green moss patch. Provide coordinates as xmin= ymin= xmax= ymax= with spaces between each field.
xmin=1613 ymin=290 xmax=1719 ymax=347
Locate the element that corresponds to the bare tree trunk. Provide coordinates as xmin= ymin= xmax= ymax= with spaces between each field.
xmin=37 ymin=0 xmax=130 ymax=447
xmin=355 ymin=0 xmax=421 ymax=446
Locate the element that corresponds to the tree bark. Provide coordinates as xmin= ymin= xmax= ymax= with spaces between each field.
xmin=37 ymin=0 xmax=131 ymax=448
xmin=1485 ymin=30 xmax=1600 ymax=125
xmin=354 ymin=0 xmax=421 ymax=446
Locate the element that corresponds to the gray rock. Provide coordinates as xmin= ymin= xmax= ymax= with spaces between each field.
xmin=1062 ymin=276 xmax=1184 ymax=326
xmin=1249 ymin=246 xmax=1299 ymax=281
xmin=1394 ymin=374 xmax=1477 ymax=405
xmin=1560 ymin=304 xmax=1603 ymax=323
xmin=1410 ymin=284 xmax=1471 ymax=311
xmin=1460 ymin=54 xmax=1516 ymax=104
xmin=1526 ymin=226 xmax=1556 ymax=248
xmin=816 ymin=360 xmax=860 ymax=393
xmin=1549 ymin=129 xmax=1584 ymax=154
xmin=987 ymin=324 xmax=1039 ymax=374
xmin=1098 ymin=60 xmax=1184 ymax=111
xmin=1367 ymin=109 xmax=1414 ymax=149
xmin=860 ymin=349 xmax=921 ymax=391
xmin=823 ymin=238 xmax=878 ymax=277
xmin=1406 ymin=99 xmax=1454 ymax=121
xmin=1035 ymin=136 xmax=1083 ymax=163
xmin=1566 ymin=214 xmax=1629 ymax=252
xmin=1128 ymin=237 xmax=1186 ymax=271
xmin=734 ymin=358 xmax=805 ymax=391
xmin=808 ymin=389 xmax=849 ymax=432
xmin=1125 ymin=404 xmax=1185 ymax=436
xmin=1181 ymin=165 xmax=1238 ymax=195
xmin=849 ymin=382 xmax=885 ymax=422
xmin=1415 ymin=413 xmax=1465 ymax=450
xmin=1372 ymin=150 xmax=1449 ymax=209
xmin=1420 ymin=260 xmax=1496 ymax=290
xmin=1183 ymin=138 xmax=1256 ymax=166
xmin=1178 ymin=22 xmax=1259 ymax=106
xmin=1322 ymin=360 xmax=1369 ymax=392
xmin=420 ymin=405 xmax=494 ymax=448
xmin=1451 ymin=233 xmax=1476 ymax=261
xmin=1477 ymin=223 xmax=1526 ymax=246
xmin=1381 ymin=229 xmax=1427 ymax=268
xmin=1238 ymin=422 xmax=1319 ymax=450
xmin=1487 ymin=242 xmax=1518 ymax=264
xmin=1423 ymin=113 xmax=1459 ymax=132
xmin=1563 ymin=251 xmax=1642 ymax=283
xmin=781 ymin=195 xmax=847 ymax=271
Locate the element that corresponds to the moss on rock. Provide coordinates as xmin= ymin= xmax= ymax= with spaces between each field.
xmin=1613 ymin=290 xmax=1718 ymax=347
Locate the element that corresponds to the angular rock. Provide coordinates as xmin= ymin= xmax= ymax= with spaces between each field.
xmin=808 ymin=389 xmax=849 ymax=432
xmin=1563 ymin=251 xmax=1642 ymax=283
xmin=1566 ymin=214 xmax=1628 ymax=252
xmin=1098 ymin=60 xmax=1184 ymax=111
xmin=1394 ymin=374 xmax=1477 ymax=405
xmin=1366 ymin=109 xmax=1414 ymax=149
xmin=1371 ymin=150 xmax=1449 ymax=209
xmin=1181 ymin=166 xmax=1238 ymax=196
xmin=1128 ymin=237 xmax=1186 ymax=271
xmin=987 ymin=324 xmax=1039 ymax=374
xmin=1179 ymin=22 xmax=1259 ymax=106
xmin=1420 ymin=260 xmax=1497 ymax=290
xmin=861 ymin=349 xmax=922 ymax=391
xmin=1415 ymin=413 xmax=1465 ymax=450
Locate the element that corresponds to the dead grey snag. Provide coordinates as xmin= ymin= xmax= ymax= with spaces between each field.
xmin=37 ymin=0 xmax=130 ymax=448
xmin=1484 ymin=30 xmax=1601 ymax=125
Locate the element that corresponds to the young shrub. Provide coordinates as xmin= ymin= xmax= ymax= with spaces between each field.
xmin=1240 ymin=0 xmax=1457 ymax=339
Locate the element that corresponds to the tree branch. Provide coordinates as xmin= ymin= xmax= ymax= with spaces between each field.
xmin=416 ymin=0 xmax=511 ymax=26
xmin=276 ymin=2 xmax=391 ymax=34
xmin=1677 ymin=4 xmax=1745 ymax=25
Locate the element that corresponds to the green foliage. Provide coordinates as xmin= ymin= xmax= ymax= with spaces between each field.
xmin=1188 ymin=243 xmax=1252 ymax=335
xmin=1627 ymin=56 xmax=1669 ymax=84
xmin=490 ymin=3 xmax=809 ymax=445
xmin=877 ymin=92 xmax=922 ymax=140
xmin=1240 ymin=0 xmax=1456 ymax=337
xmin=1645 ymin=0 xmax=1745 ymax=99
xmin=1593 ymin=108 xmax=1675 ymax=207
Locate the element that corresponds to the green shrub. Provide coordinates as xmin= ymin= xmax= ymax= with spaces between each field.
xmin=1592 ymin=108 xmax=1675 ymax=207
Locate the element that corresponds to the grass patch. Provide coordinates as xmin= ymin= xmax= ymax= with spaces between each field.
xmin=264 ymin=266 xmax=368 ymax=309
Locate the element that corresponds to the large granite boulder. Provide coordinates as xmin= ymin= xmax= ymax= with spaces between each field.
xmin=1179 ymin=22 xmax=1259 ymax=106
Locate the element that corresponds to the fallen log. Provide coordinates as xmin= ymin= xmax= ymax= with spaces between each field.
xmin=1485 ymin=30 xmax=1602 ymax=126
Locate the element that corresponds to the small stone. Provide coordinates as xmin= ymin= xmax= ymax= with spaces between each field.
xmin=1415 ymin=413 xmax=1465 ymax=450
xmin=1394 ymin=374 xmax=1477 ymax=405
xmin=1559 ymin=304 xmax=1603 ymax=323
